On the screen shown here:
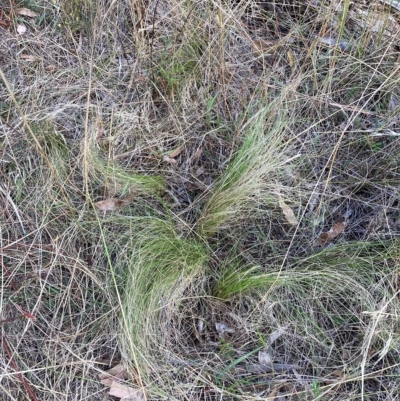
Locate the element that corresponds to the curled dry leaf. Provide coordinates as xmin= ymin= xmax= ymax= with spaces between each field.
xmin=315 ymin=221 xmax=347 ymax=246
xmin=17 ymin=24 xmax=27 ymax=34
xmin=168 ymin=146 xmax=183 ymax=158
xmin=279 ymin=197 xmax=298 ymax=226
xmin=16 ymin=8 xmax=38 ymax=18
xmin=94 ymin=198 xmax=125 ymax=211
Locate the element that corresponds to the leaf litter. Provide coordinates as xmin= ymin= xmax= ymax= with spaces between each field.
xmin=315 ymin=221 xmax=347 ymax=246
xmin=94 ymin=198 xmax=126 ymax=211
xmin=16 ymin=24 xmax=27 ymax=34
xmin=256 ymin=325 xmax=291 ymax=373
xmin=215 ymin=322 xmax=235 ymax=336
xmin=99 ymin=364 xmax=145 ymax=401
xmin=94 ymin=193 xmax=135 ymax=211
xmin=16 ymin=8 xmax=38 ymax=18
xmin=278 ymin=196 xmax=299 ymax=226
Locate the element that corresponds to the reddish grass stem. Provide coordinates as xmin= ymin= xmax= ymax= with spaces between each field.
xmin=1 ymin=261 xmax=38 ymax=401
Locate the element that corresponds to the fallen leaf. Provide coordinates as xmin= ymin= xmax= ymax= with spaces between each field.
xmin=16 ymin=8 xmax=38 ymax=18
xmin=279 ymin=198 xmax=298 ymax=226
xmin=99 ymin=364 xmax=127 ymax=387
xmin=258 ymin=349 xmax=272 ymax=365
xmin=198 ymin=319 xmax=204 ymax=333
xmin=20 ymin=54 xmax=36 ymax=62
xmin=17 ymin=24 xmax=27 ymax=35
xmin=215 ymin=322 xmax=235 ymax=336
xmin=315 ymin=221 xmax=347 ymax=246
xmin=168 ymin=147 xmax=183 ymax=158
xmin=162 ymin=155 xmax=177 ymax=164
xmin=94 ymin=198 xmax=125 ymax=211
xmin=269 ymin=324 xmax=289 ymax=345
xmin=287 ymin=49 xmax=295 ymax=70
xmin=109 ymin=381 xmax=145 ymax=400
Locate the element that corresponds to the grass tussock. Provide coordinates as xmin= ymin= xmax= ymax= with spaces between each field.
xmin=1 ymin=0 xmax=400 ymax=400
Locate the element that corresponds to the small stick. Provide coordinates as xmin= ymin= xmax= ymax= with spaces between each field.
xmin=0 ymin=333 xmax=39 ymax=401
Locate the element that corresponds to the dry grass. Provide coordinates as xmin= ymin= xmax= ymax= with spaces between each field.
xmin=1 ymin=0 xmax=400 ymax=400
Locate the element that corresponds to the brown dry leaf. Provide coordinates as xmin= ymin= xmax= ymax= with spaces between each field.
xmin=279 ymin=198 xmax=299 ymax=226
xmin=94 ymin=198 xmax=125 ymax=211
xmin=109 ymin=381 xmax=145 ymax=401
xmin=17 ymin=24 xmax=27 ymax=34
xmin=287 ymin=49 xmax=295 ymax=70
xmin=315 ymin=221 xmax=347 ymax=246
xmin=99 ymin=363 xmax=127 ymax=387
xmin=20 ymin=54 xmax=36 ymax=62
xmin=16 ymin=8 xmax=38 ymax=18
xmin=168 ymin=147 xmax=183 ymax=158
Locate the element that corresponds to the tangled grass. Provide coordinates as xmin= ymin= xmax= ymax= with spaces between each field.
xmin=1 ymin=0 xmax=400 ymax=399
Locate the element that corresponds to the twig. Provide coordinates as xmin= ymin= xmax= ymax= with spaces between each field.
xmin=1 ymin=255 xmax=38 ymax=400
xmin=0 ymin=333 xmax=39 ymax=401
xmin=1 ymin=260 xmax=18 ymax=292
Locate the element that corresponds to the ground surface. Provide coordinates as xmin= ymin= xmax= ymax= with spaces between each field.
xmin=1 ymin=0 xmax=400 ymax=400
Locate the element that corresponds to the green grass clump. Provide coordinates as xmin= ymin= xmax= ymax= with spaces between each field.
xmin=198 ymin=106 xmax=290 ymax=238
xmin=212 ymin=262 xmax=281 ymax=300
xmin=86 ymin=144 xmax=165 ymax=197
xmin=119 ymin=217 xmax=208 ymax=382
